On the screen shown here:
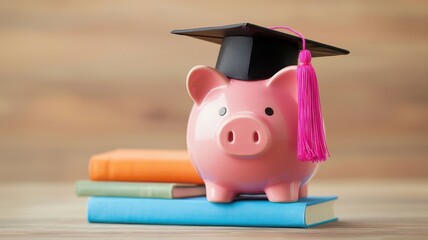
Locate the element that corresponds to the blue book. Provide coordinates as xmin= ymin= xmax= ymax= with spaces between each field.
xmin=88 ymin=196 xmax=337 ymax=228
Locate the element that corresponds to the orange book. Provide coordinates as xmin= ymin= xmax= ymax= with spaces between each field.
xmin=89 ymin=149 xmax=203 ymax=184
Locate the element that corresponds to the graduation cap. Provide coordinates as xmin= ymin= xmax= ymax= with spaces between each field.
xmin=172 ymin=23 xmax=349 ymax=162
xmin=171 ymin=23 xmax=349 ymax=80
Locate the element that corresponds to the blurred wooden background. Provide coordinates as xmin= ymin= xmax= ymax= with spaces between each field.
xmin=0 ymin=0 xmax=427 ymax=181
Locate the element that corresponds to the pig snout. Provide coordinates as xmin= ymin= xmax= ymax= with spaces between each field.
xmin=218 ymin=114 xmax=271 ymax=157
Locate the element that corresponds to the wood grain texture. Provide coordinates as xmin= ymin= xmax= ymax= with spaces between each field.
xmin=0 ymin=1 xmax=427 ymax=181
xmin=1 ymin=180 xmax=427 ymax=239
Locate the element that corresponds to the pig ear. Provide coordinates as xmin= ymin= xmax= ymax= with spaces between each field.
xmin=186 ymin=65 xmax=229 ymax=105
xmin=266 ymin=66 xmax=298 ymax=101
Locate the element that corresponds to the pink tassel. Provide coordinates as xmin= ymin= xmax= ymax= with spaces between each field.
xmin=297 ymin=50 xmax=329 ymax=162
xmin=270 ymin=26 xmax=329 ymax=162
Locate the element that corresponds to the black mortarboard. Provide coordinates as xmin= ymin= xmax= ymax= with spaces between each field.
xmin=172 ymin=23 xmax=349 ymax=80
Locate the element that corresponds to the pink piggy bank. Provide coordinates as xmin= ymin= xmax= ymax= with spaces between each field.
xmin=186 ymin=65 xmax=318 ymax=203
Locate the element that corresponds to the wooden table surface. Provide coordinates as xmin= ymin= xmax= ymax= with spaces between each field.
xmin=1 ymin=180 xmax=427 ymax=239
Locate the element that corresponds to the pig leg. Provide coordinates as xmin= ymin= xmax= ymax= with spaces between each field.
xmin=205 ymin=181 xmax=236 ymax=203
xmin=265 ymin=181 xmax=300 ymax=202
xmin=299 ymin=184 xmax=308 ymax=198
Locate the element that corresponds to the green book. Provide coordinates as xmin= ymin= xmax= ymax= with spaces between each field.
xmin=75 ymin=180 xmax=205 ymax=199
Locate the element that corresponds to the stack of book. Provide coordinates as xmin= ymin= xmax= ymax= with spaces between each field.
xmin=76 ymin=149 xmax=337 ymax=228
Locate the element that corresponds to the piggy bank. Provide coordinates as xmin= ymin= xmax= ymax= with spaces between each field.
xmin=186 ymin=65 xmax=318 ymax=203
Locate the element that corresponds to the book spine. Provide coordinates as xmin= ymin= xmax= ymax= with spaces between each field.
xmin=89 ymin=158 xmax=204 ymax=184
xmin=88 ymin=197 xmax=307 ymax=227
xmin=76 ymin=181 xmax=173 ymax=198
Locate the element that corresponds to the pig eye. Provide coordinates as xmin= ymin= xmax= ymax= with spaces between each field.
xmin=265 ymin=107 xmax=274 ymax=116
xmin=219 ymin=107 xmax=227 ymax=116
